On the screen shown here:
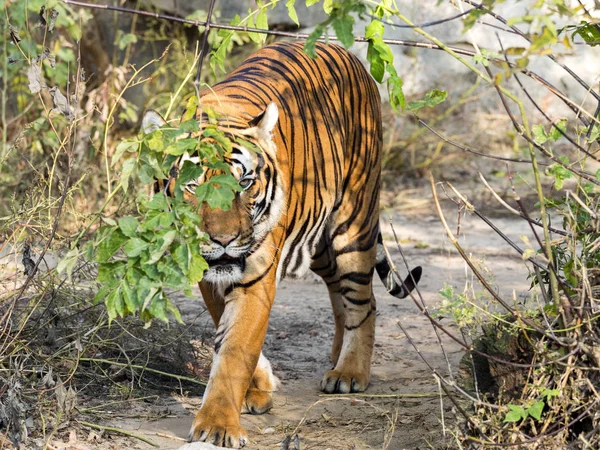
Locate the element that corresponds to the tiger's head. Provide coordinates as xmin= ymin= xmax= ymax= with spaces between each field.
xmin=142 ymin=103 xmax=285 ymax=286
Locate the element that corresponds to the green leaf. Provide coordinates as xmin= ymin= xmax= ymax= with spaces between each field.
xmin=166 ymin=298 xmax=184 ymax=324
xmin=123 ymin=237 xmax=149 ymax=257
xmin=145 ymin=230 xmax=177 ymax=265
xmin=572 ymin=21 xmax=600 ymax=46
xmin=165 ymin=138 xmax=198 ymax=156
xmin=182 ymin=96 xmax=199 ymax=122
xmin=121 ymin=281 xmax=138 ymax=313
xmin=118 ymin=32 xmax=138 ymax=50
xmin=504 ymin=405 xmax=527 ymax=423
xmin=97 ymin=229 xmax=128 ymax=262
xmin=56 ymin=248 xmax=80 ymax=282
xmin=118 ymin=216 xmax=139 ymax=237
xmin=203 ymin=127 xmax=233 ymax=153
xmin=527 ymin=401 xmax=544 ymax=421
xmin=120 ymin=158 xmax=137 ymax=192
xmin=530 ymin=26 xmax=558 ymax=53
xmin=365 ymin=20 xmax=384 ymax=40
xmin=387 ymin=71 xmax=405 ymax=111
xmin=105 ymin=288 xmax=124 ymax=322
xmin=189 ymin=254 xmax=209 ymax=282
xmin=177 ymin=160 xmax=204 ymax=187
xmin=306 ymin=0 xmax=320 ymax=6
xmin=235 ymin=137 xmax=261 ymax=153
xmin=532 ymin=124 xmax=549 ymax=145
xmin=332 ymin=13 xmax=354 ymax=49
xmin=148 ymin=294 xmax=169 ymax=322
xmin=548 ymin=118 xmax=567 ymax=141
xmin=172 ymin=243 xmax=190 ymax=274
xmin=305 ymin=24 xmax=325 ymax=58
xmin=146 ymin=130 xmax=165 ymax=152
xmin=545 ymin=156 xmax=572 ymax=190
xmin=406 ymin=89 xmax=447 ymax=111
xmin=195 ymin=174 xmax=241 ymax=211
xmin=112 ymin=140 xmax=138 ymax=166
xmin=146 ymin=194 xmax=168 ymax=211
xmin=286 ymin=0 xmax=299 ymax=26
xmin=97 ymin=261 xmax=126 ymax=283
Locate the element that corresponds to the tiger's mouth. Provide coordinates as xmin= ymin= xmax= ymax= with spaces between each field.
xmin=207 ymin=254 xmax=246 ymax=269
xmin=202 ymin=255 xmax=246 ymax=285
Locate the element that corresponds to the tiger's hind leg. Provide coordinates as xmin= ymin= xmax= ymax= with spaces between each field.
xmin=312 ymin=229 xmax=378 ymax=394
xmin=310 ymin=238 xmax=345 ymax=365
xmin=199 ymin=284 xmax=279 ymax=415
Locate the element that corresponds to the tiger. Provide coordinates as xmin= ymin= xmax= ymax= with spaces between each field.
xmin=142 ymin=41 xmax=422 ymax=448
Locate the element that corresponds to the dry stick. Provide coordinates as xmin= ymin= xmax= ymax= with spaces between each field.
xmin=77 ymin=421 xmax=158 ymax=447
xmin=444 ymin=182 xmax=552 ymax=273
xmin=385 ymin=220 xmax=455 ymax=380
xmin=416 ymin=116 xmax=543 ymax=165
xmin=478 ymin=172 xmax=568 ymax=237
xmin=193 ymin=0 xmax=217 ymax=100
xmin=62 ymin=0 xmax=590 ymax=121
xmin=78 ymin=357 xmax=207 ymax=386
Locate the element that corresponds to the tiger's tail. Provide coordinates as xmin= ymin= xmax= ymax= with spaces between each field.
xmin=375 ymin=233 xmax=422 ymax=299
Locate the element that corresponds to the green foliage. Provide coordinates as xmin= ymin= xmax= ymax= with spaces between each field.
xmin=433 ymin=284 xmax=478 ymax=328
xmin=89 ymin=98 xmax=242 ymax=324
xmin=406 ymin=89 xmax=448 ymax=112
xmin=305 ymin=0 xmax=366 ymax=57
xmin=545 ymin=156 xmax=572 ymax=190
xmin=564 ymin=21 xmax=600 ymax=46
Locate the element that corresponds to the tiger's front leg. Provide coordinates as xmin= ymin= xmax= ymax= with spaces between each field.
xmin=189 ymin=278 xmax=276 ymax=448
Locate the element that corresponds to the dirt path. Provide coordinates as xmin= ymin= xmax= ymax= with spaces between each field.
xmin=78 ymin=206 xmax=534 ymax=450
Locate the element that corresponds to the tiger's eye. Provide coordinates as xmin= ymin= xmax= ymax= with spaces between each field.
xmin=239 ymin=178 xmax=254 ymax=189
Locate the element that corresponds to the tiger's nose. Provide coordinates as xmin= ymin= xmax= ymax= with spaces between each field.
xmin=211 ymin=234 xmax=238 ymax=247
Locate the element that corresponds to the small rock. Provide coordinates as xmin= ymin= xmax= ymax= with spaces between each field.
xmin=178 ymin=443 xmax=228 ymax=450
xmin=262 ymin=427 xmax=276 ymax=434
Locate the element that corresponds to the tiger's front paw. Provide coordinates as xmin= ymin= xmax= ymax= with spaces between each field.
xmin=188 ymin=409 xmax=248 ymax=448
xmin=320 ymin=369 xmax=370 ymax=394
xmin=242 ymin=387 xmax=273 ymax=415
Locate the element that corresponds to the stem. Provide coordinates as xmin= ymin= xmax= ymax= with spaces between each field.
xmin=78 ymin=357 xmax=207 ymax=386
xmin=102 ymin=58 xmax=158 ymax=198
xmin=77 ymin=421 xmax=158 ymax=447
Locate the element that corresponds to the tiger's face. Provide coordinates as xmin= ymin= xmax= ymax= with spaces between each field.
xmin=142 ymin=102 xmax=284 ymax=286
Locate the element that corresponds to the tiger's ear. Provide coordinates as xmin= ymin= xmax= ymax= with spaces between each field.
xmin=249 ymin=102 xmax=278 ymax=138
xmin=142 ymin=110 xmax=166 ymax=135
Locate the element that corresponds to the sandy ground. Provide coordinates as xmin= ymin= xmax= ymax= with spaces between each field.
xmin=60 ymin=200 xmax=536 ymax=450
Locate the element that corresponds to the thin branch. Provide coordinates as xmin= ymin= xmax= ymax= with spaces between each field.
xmin=416 ymin=116 xmax=546 ymax=165
xmin=193 ymin=0 xmax=217 ymax=99
xmin=367 ymin=8 xmax=474 ymax=29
